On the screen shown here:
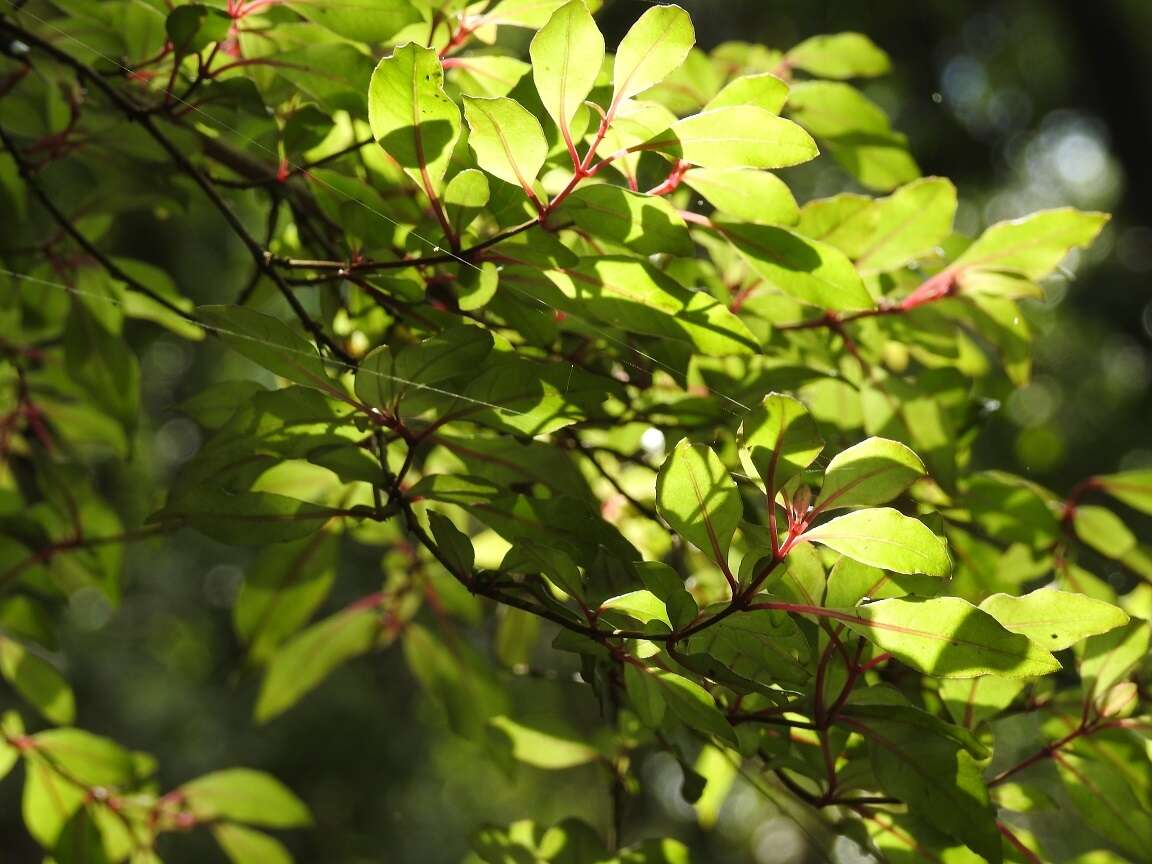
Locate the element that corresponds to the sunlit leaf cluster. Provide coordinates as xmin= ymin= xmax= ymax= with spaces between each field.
xmin=0 ymin=1 xmax=1148 ymax=862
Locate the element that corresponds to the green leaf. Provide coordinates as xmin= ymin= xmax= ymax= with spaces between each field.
xmin=703 ymin=73 xmax=789 ymax=114
xmin=655 ymin=671 xmax=737 ymax=745
xmin=1077 ymin=619 xmax=1151 ymax=701
xmin=852 ymin=177 xmax=958 ymax=272
xmin=355 ymin=325 xmax=493 ymax=413
xmin=542 ymin=257 xmax=757 ymax=356
xmin=503 ymin=542 xmax=584 ymax=598
xmin=939 ymin=675 xmax=1027 ymax=728
xmin=620 ymin=838 xmax=691 ymax=863
xmin=443 ymin=169 xmax=491 ymax=237
xmin=803 ymin=508 xmax=950 ymax=577
xmin=738 ymin=392 xmax=824 ymax=493
xmin=369 ymin=43 xmax=462 ymax=192
xmin=451 ymin=56 xmax=532 ymax=99
xmin=404 ymin=623 xmax=508 ymax=738
xmin=32 ymin=728 xmax=148 ymax=787
xmin=483 ymin=0 xmax=602 ymax=29
xmin=768 ymin=540 xmax=826 ymax=605
xmin=637 ymin=561 xmax=698 ymax=630
xmin=255 ymin=602 xmax=384 ymax=722
xmin=624 ymin=663 xmax=665 ymax=728
xmin=785 ymin=80 xmax=893 ymax=138
xmin=198 ymin=306 xmax=332 ymax=392
xmin=487 ymin=716 xmax=599 ymax=769
xmin=152 ymin=490 xmax=340 ymax=545
xmin=1096 ymin=468 xmax=1152 ymax=515
xmin=601 ymin=589 xmax=672 ymax=629
xmin=457 ymin=355 xmax=609 ymax=435
xmin=458 ymin=260 xmax=500 ymax=311
xmin=530 ymin=0 xmax=604 ymax=134
xmin=181 ymin=769 xmax=311 ymax=828
xmin=796 ymin=193 xmax=876 ymax=254
xmin=867 ymin=725 xmax=1001 ymax=862
xmin=656 ymin=441 xmax=741 ymax=564
xmin=492 ymin=607 xmax=538 ymax=671
xmin=843 ymin=688 xmax=987 ymax=756
xmin=831 ymin=596 xmax=1061 ymax=677
xmin=644 ymin=106 xmax=818 ymax=169
xmin=554 ymin=185 xmax=693 ymax=256
xmin=786 ymin=33 xmax=891 ymax=79
xmin=165 ymin=4 xmax=231 ymax=58
xmin=287 ymin=0 xmax=420 ymax=41
xmin=1073 ymin=505 xmax=1138 ymax=560
xmin=213 ymin=823 xmax=293 ymax=864
xmin=1054 ymin=745 xmax=1152 ymax=861
xmin=0 ymin=636 xmax=74 ymax=724
xmin=720 ymin=221 xmax=874 ymax=310
xmin=0 ymin=715 xmax=17 ymax=784
xmin=23 ymin=755 xmax=86 ymax=849
xmin=64 ymin=300 xmax=140 ymax=435
xmin=959 ymin=471 xmax=1060 ymax=546
xmin=951 ymin=208 xmax=1109 ymax=280
xmin=682 ymin=168 xmax=799 ymax=225
xmin=786 ymin=81 xmax=919 ymax=190
xmin=979 ymin=588 xmax=1129 ymax=651
xmin=233 ymin=531 xmax=340 ymax=664
xmin=823 ymin=555 xmax=940 ymax=608
xmin=427 ymin=512 xmax=475 ymax=579
xmin=679 ymin=607 xmax=811 ymax=688
xmin=814 ymin=437 xmax=926 ymax=510
xmin=463 ymin=96 xmax=549 ymax=191
xmin=611 ymin=4 xmax=695 ymax=104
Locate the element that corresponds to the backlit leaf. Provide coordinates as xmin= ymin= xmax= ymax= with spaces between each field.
xmin=655 ymin=671 xmax=738 ymax=745
xmin=181 ymin=769 xmax=312 ymax=827
xmin=682 ymin=168 xmax=799 ymax=225
xmin=738 ymin=392 xmax=824 ymax=493
xmin=979 ymin=588 xmax=1129 ymax=651
xmin=487 ymin=716 xmax=599 ymax=769
xmin=786 ymin=33 xmax=891 ymax=79
xmin=952 ymin=208 xmax=1109 ymax=280
xmin=867 ymin=725 xmax=1001 ymax=862
xmin=1096 ymin=468 xmax=1152 ymax=515
xmin=369 ymin=43 xmax=462 ymax=192
xmin=804 ymin=508 xmax=950 ymax=577
xmin=814 ymin=437 xmax=926 ymax=510
xmin=463 ymin=96 xmax=549 ymax=191
xmin=1073 ymin=505 xmax=1137 ymax=560
xmin=832 ymin=596 xmax=1061 ymax=677
xmin=555 ymin=185 xmax=693 ymax=256
xmin=656 ymin=441 xmax=742 ymax=564
xmin=255 ymin=603 xmax=384 ymax=722
xmin=643 ymin=106 xmax=818 ymax=170
xmin=288 ymin=0 xmax=421 ymax=42
xmin=703 ymin=73 xmax=789 ymax=114
xmin=611 ymin=4 xmax=695 ymax=104
xmin=720 ymin=221 xmax=874 ymax=310
xmin=213 ymin=823 xmax=293 ymax=864
xmin=0 ymin=637 xmax=74 ymax=724
xmin=530 ymin=1 xmax=604 ymax=134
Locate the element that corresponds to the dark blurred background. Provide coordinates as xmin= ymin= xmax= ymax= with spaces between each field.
xmin=3 ymin=1 xmax=1151 ymax=862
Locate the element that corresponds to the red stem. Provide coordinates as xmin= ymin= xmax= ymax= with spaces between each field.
xmin=998 ymin=822 xmax=1043 ymax=864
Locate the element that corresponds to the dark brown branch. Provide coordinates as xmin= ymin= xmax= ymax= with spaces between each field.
xmin=272 ymin=216 xmax=541 ymax=274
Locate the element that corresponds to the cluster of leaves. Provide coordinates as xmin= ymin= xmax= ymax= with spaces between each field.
xmin=1 ymin=1 xmax=1150 ymax=862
